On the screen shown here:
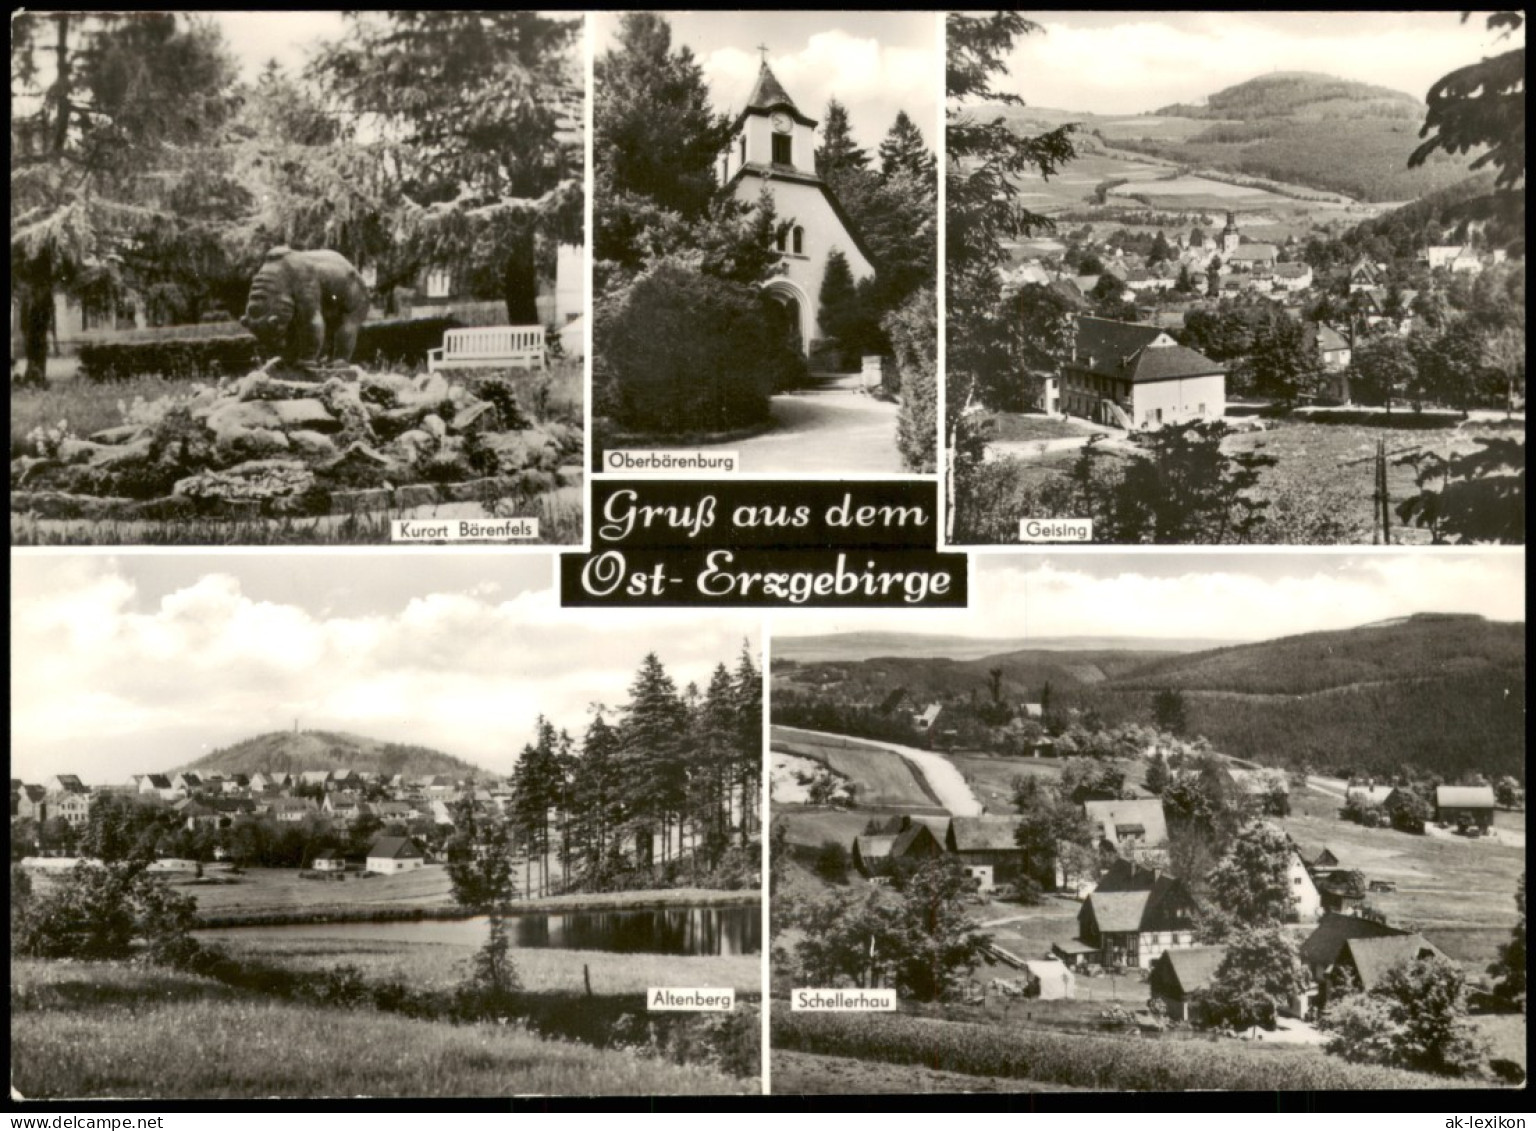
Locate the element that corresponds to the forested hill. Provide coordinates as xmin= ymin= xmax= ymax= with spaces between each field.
xmin=177 ymin=730 xmax=489 ymax=779
xmin=1086 ymin=614 xmax=1526 ymax=780
xmin=1154 ymin=72 xmax=1422 ymax=121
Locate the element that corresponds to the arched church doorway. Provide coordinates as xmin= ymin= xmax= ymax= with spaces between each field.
xmin=763 ymin=278 xmax=810 ymax=355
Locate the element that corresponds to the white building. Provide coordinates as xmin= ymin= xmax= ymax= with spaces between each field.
xmin=366 ymin=836 xmax=425 ymax=875
xmin=719 ymin=60 xmax=875 ymax=351
xmin=1058 ymin=317 xmax=1226 ymax=431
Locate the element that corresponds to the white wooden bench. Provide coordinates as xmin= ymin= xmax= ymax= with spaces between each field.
xmin=427 ymin=325 xmax=546 ymax=373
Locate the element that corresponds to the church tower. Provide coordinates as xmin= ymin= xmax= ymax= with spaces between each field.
xmin=1220 ymin=211 xmax=1241 ymax=256
xmin=720 ymin=58 xmax=875 ymax=353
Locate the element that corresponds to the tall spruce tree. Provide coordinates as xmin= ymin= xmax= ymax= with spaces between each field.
xmin=880 ymin=110 xmax=938 ymax=185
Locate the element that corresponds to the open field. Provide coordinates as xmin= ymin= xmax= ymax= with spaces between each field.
xmin=202 ymin=933 xmax=762 ymax=996
xmin=1278 ymin=810 xmax=1523 ymax=936
xmin=981 ymin=412 xmax=1100 ymax=444
xmin=772 ymin=1049 xmax=1087 ymax=1094
xmin=771 ymin=731 xmax=941 ymax=811
xmin=950 ymin=753 xmax=1065 ymax=813
xmin=11 ymin=960 xmax=747 ymax=1098
xmin=112 ymin=866 xmax=755 ymax=925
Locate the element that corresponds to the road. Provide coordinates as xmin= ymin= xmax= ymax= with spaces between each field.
xmin=693 ymin=373 xmax=903 ymax=473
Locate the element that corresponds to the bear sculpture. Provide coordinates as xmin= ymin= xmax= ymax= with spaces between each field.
xmin=241 ymin=247 xmax=371 ymax=366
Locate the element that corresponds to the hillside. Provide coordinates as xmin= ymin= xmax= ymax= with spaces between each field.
xmin=975 ymin=71 xmax=1480 ymax=204
xmin=176 ymin=730 xmax=490 ymax=780
xmin=1154 ymin=72 xmax=1422 ymax=121
xmin=1082 ymin=614 xmax=1526 ymax=780
xmin=1114 ymin=73 xmax=1474 ymax=203
xmin=775 ymin=615 xmax=1526 ymax=782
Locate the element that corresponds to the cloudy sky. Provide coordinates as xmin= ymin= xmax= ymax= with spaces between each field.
xmin=775 ymin=552 xmax=1526 ymax=643
xmin=597 ymin=12 xmax=941 ymax=161
xmin=11 ymin=555 xmax=758 ymax=785
xmin=996 ymin=11 xmax=1518 ymax=114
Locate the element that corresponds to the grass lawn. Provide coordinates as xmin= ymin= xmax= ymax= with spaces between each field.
xmin=950 ymin=752 xmax=1063 ymax=812
xmin=201 ymin=933 xmax=762 ymax=996
xmin=11 ymin=960 xmax=748 ymax=1098
xmin=772 ymin=1049 xmax=1086 ymax=1093
xmin=771 ymin=733 xmax=941 ymax=810
xmin=982 ymin=412 xmax=1100 ymax=444
xmin=1472 ymin=1014 xmax=1527 ymax=1071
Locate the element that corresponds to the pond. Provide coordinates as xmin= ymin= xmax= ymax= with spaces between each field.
xmin=203 ymin=904 xmax=760 ymax=956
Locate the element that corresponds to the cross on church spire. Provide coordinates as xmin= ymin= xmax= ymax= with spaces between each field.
xmin=756 ymin=43 xmax=770 ymax=65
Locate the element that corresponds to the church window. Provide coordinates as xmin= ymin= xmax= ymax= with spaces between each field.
xmin=739 ymin=136 xmax=746 ymax=164
xmin=792 ymin=226 xmax=804 ymax=255
xmin=775 ymin=228 xmax=788 ymax=253
xmin=772 ymin=133 xmax=792 ymax=165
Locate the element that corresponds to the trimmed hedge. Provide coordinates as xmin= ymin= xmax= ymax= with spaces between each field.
xmin=595 ymin=263 xmax=805 ymax=435
xmin=77 ymin=317 xmax=465 ymax=383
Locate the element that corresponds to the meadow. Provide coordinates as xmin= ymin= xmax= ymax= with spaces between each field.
xmin=771 ymin=1008 xmax=1479 ymax=1092
xmin=11 ymin=960 xmax=749 ymax=1098
xmin=770 ymin=732 xmax=942 ymax=811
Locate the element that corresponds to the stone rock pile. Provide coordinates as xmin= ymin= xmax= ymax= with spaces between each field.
xmin=12 ymin=362 xmax=582 ymax=520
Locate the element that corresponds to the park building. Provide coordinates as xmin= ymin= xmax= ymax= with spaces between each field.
xmin=718 ymin=58 xmax=875 ymax=353
xmin=1054 ymin=316 xmax=1227 ymax=431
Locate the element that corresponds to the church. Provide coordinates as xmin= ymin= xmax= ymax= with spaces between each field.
xmin=718 ymin=59 xmax=875 ymax=353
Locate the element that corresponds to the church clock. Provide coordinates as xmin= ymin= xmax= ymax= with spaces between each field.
xmin=771 ymin=111 xmax=793 ymax=133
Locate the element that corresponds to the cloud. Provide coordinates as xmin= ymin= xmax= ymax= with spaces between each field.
xmin=1003 ymin=13 xmax=1511 ymax=114
xmin=11 ymin=559 xmax=758 ymax=783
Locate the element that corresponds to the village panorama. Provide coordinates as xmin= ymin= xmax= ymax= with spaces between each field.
xmin=10 ymin=556 xmax=766 ymax=1098
xmin=946 ymin=11 xmax=1524 ymax=546
xmin=767 ymin=554 xmax=1526 ymax=1094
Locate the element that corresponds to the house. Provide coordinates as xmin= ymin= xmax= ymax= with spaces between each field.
xmin=47 ymin=790 xmax=93 ymax=826
xmin=1148 ymin=945 xmax=1227 ymax=1022
xmin=1227 ymin=243 xmax=1279 ymax=271
xmin=1344 ymin=783 xmax=1398 ymax=810
xmin=138 ymin=773 xmax=177 ymax=799
xmin=945 ymin=817 xmax=1027 ymax=891
xmin=322 ymin=791 xmax=364 ymax=825
xmin=365 ymin=835 xmax=426 ymax=875
xmin=1020 ymin=702 xmax=1043 ymax=720
xmin=1083 ymin=798 xmax=1169 ymax=855
xmin=1348 ymin=257 xmax=1386 ymax=292
xmin=718 ymin=58 xmax=876 ymax=352
xmin=1091 ymin=857 xmax=1163 ymax=894
xmin=249 ymin=772 xmax=289 ymax=792
xmin=1271 ymin=261 xmax=1313 ymax=292
xmin=1435 ymin=785 xmax=1496 ymax=831
xmin=311 ymin=850 xmax=349 ymax=873
xmin=299 ymin=770 xmax=332 ymax=790
xmin=174 ymin=799 xmax=227 ymax=831
xmin=170 ymin=772 xmax=202 ymax=794
xmin=1285 ymin=848 xmax=1322 ymax=921
xmin=851 ymin=821 xmax=944 ymax=876
xmin=43 ymin=774 xmax=88 ymax=795
xmin=1057 ymin=875 xmax=1201 ymax=969
xmin=1299 ymin=912 xmax=1412 ymax=1005
xmin=1021 ymin=959 xmax=1076 ymax=1001
xmin=1308 ymin=321 xmax=1352 ymax=376
xmin=1423 ymin=245 xmax=1482 ymax=274
xmin=1331 ymin=933 xmax=1446 ymax=995
xmin=267 ymin=797 xmax=318 ymax=824
xmin=912 ymin=703 xmax=942 ymax=735
xmin=221 ymin=774 xmax=250 ymax=794
xmin=1058 ymin=316 xmax=1225 ymax=431
xmin=15 ymin=784 xmax=49 ymax=821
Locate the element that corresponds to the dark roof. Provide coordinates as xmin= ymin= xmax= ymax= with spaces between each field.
xmin=1154 ymin=946 xmax=1227 ymax=996
xmin=947 ymin=817 xmax=1022 ymax=852
xmin=1094 ymin=857 xmax=1163 ymax=893
xmin=1085 ymin=889 xmax=1152 ymax=933
xmin=368 ymin=835 xmax=423 ymax=860
xmin=1124 ymin=344 xmax=1226 ymax=384
xmin=890 ymin=823 xmax=940 ymax=857
xmin=1075 ymin=317 xmax=1168 ymax=372
xmin=1299 ymin=912 xmax=1408 ymax=969
xmin=735 ymin=62 xmax=817 ymax=129
xmin=1343 ymin=934 xmax=1445 ymax=990
xmin=145 ymin=774 xmax=171 ymax=788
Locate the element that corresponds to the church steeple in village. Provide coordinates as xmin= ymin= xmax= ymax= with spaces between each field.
xmin=718 ymin=53 xmax=875 ymax=353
